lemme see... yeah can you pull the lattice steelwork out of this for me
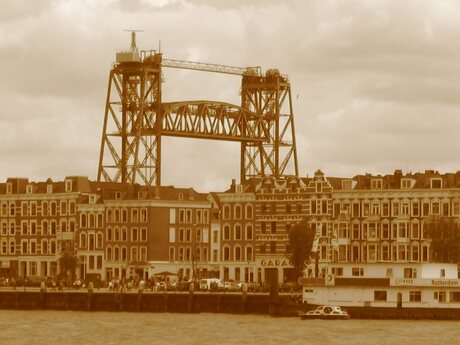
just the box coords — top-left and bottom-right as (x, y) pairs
(98, 33), (299, 186)
(98, 48), (163, 186)
(241, 71), (298, 181)
(161, 101), (267, 142)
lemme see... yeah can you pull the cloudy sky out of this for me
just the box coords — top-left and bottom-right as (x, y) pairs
(1, 0), (460, 192)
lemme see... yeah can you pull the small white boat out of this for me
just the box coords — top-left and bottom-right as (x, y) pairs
(298, 305), (350, 320)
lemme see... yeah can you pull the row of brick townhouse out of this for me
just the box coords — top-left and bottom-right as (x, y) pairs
(0, 176), (213, 282)
(2, 169), (460, 284)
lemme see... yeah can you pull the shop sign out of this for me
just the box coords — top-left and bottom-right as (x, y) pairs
(257, 258), (292, 268)
(393, 278), (460, 287)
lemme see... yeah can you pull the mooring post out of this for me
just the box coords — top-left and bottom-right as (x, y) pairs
(241, 283), (248, 313)
(137, 280), (145, 311)
(87, 282), (94, 311)
(163, 289), (168, 312)
(39, 281), (46, 310)
(188, 281), (194, 313)
(269, 269), (279, 316)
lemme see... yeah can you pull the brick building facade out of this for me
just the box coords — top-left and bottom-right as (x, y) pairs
(1, 169), (460, 284)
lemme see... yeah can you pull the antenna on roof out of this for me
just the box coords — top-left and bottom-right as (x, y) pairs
(123, 29), (144, 52)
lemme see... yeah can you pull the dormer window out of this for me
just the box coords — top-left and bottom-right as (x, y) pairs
(371, 179), (382, 189)
(26, 185), (33, 194)
(6, 183), (12, 195)
(89, 195), (96, 204)
(65, 180), (73, 193)
(401, 179), (413, 189)
(115, 191), (121, 200)
(236, 185), (243, 193)
(342, 180), (353, 190)
(138, 191), (146, 200)
(178, 193), (183, 201)
(47, 185), (53, 194)
(430, 178), (442, 189)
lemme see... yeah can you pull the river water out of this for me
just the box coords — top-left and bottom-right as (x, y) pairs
(0, 310), (459, 345)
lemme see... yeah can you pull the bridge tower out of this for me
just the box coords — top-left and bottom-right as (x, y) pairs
(98, 31), (163, 186)
(241, 70), (298, 181)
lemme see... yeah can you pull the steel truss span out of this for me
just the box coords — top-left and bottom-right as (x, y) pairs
(161, 101), (267, 142)
(98, 37), (299, 186)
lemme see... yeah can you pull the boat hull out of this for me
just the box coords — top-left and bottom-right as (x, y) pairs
(299, 313), (350, 320)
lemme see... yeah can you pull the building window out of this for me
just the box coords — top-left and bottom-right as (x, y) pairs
(131, 209), (139, 223)
(342, 180), (353, 190)
(404, 268), (417, 278)
(131, 228), (138, 242)
(223, 204), (231, 220)
(398, 245), (407, 261)
(114, 227), (120, 241)
(106, 247), (112, 261)
(234, 205), (242, 219)
(245, 205), (253, 219)
(234, 246), (241, 261)
(382, 202), (389, 217)
(453, 201), (460, 216)
(401, 179), (412, 189)
(371, 179), (382, 189)
(223, 246), (230, 261)
(352, 267), (364, 277)
(169, 228), (176, 243)
(234, 224), (242, 240)
(186, 210), (192, 223)
(430, 178), (442, 189)
(245, 246), (253, 261)
(223, 225), (230, 240)
(169, 247), (175, 261)
(409, 291), (422, 302)
(374, 291), (387, 301)
(179, 209), (185, 223)
(246, 224), (253, 240)
(106, 227), (112, 241)
(196, 210), (202, 223)
(131, 247), (138, 262)
(68, 201), (76, 216)
(140, 227), (147, 242)
(140, 208), (148, 222)
(96, 233), (103, 248)
(401, 203), (410, 215)
(140, 247), (147, 261)
(80, 233), (87, 249)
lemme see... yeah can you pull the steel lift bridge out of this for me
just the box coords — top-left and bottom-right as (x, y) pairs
(97, 32), (299, 187)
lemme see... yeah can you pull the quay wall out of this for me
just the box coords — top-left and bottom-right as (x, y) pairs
(0, 290), (286, 315)
(2, 290), (460, 319)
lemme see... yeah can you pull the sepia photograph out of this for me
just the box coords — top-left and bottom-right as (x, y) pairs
(1, 1), (460, 344)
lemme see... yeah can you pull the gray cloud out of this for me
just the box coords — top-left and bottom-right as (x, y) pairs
(1, 0), (460, 191)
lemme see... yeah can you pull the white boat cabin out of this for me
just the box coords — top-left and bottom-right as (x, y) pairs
(299, 263), (460, 308)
